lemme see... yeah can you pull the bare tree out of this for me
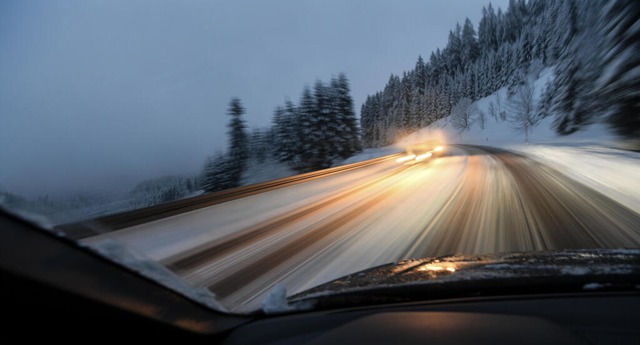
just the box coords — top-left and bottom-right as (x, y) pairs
(507, 81), (536, 143)
(474, 104), (487, 129)
(488, 101), (499, 121)
(497, 93), (506, 120)
(488, 93), (507, 123)
(450, 97), (473, 132)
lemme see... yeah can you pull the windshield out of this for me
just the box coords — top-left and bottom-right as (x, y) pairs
(1, 0), (639, 314)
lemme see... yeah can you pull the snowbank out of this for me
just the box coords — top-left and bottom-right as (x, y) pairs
(404, 66), (640, 214)
(510, 144), (640, 213)
(242, 158), (297, 185)
(340, 146), (404, 165)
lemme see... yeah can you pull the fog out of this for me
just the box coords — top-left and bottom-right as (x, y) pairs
(0, 0), (508, 197)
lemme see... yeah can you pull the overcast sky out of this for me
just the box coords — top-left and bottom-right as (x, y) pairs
(0, 0), (509, 198)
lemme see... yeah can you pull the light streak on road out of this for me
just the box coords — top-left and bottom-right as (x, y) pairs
(396, 154), (416, 163)
(82, 146), (640, 313)
(415, 152), (433, 161)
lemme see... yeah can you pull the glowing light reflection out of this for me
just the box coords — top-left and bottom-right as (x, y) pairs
(415, 152), (433, 161)
(418, 263), (457, 272)
(396, 154), (416, 163)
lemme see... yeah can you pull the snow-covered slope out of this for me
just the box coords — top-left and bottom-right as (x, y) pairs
(394, 67), (640, 213)
(242, 158), (297, 185)
(403, 68), (614, 147)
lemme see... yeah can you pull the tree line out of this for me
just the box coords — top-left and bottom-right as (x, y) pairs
(360, 0), (639, 147)
(200, 73), (362, 193)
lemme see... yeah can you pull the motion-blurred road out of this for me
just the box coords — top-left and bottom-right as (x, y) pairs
(83, 145), (640, 312)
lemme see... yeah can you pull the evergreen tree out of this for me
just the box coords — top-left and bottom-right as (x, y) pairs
(541, 1), (560, 64)
(479, 4), (499, 51)
(285, 99), (306, 167)
(298, 86), (316, 165)
(413, 55), (427, 91)
(272, 105), (288, 162)
(551, 57), (580, 134)
(462, 18), (480, 65)
(445, 23), (463, 73)
(357, 0), (638, 147)
(360, 97), (373, 147)
(272, 101), (303, 165)
(249, 128), (267, 163)
(310, 80), (334, 169)
(332, 73), (362, 159)
(409, 88), (423, 129)
(228, 99), (249, 159)
(200, 154), (236, 193)
(536, 81), (554, 120)
(594, 0), (640, 138)
(200, 98), (248, 193)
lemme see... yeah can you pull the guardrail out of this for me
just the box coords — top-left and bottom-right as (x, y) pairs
(57, 153), (403, 239)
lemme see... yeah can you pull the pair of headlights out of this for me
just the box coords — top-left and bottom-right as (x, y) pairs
(396, 146), (444, 163)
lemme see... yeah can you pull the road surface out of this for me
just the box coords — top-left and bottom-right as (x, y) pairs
(81, 145), (640, 313)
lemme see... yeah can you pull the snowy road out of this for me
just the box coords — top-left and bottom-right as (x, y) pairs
(82, 146), (640, 313)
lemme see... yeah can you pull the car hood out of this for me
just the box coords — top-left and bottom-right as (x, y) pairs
(288, 249), (640, 311)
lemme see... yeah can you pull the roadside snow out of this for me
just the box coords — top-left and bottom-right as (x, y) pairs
(339, 146), (404, 165)
(241, 147), (405, 187)
(242, 158), (297, 185)
(399, 66), (640, 215)
(510, 144), (640, 213)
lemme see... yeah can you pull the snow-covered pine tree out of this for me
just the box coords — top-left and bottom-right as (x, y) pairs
(287, 100), (304, 163)
(413, 56), (427, 92)
(551, 57), (580, 134)
(200, 98), (248, 193)
(332, 73), (362, 159)
(372, 93), (387, 146)
(409, 88), (424, 129)
(360, 98), (373, 148)
(308, 80), (334, 170)
(447, 23), (463, 74)
(541, 1), (561, 64)
(249, 128), (267, 163)
(479, 3), (499, 52)
(200, 154), (236, 193)
(508, 30), (532, 97)
(273, 100), (304, 166)
(226, 97), (248, 186)
(297, 85), (317, 171)
(536, 80), (554, 120)
(462, 18), (480, 66)
(503, 0), (527, 44)
(593, 0), (640, 138)
(272, 105), (288, 163)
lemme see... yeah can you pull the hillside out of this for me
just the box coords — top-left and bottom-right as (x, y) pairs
(360, 0), (639, 147)
(398, 66), (640, 214)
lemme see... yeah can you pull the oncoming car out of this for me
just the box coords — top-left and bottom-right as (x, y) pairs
(396, 140), (446, 163)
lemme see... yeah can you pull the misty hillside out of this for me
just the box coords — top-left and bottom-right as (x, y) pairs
(360, 0), (639, 147)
